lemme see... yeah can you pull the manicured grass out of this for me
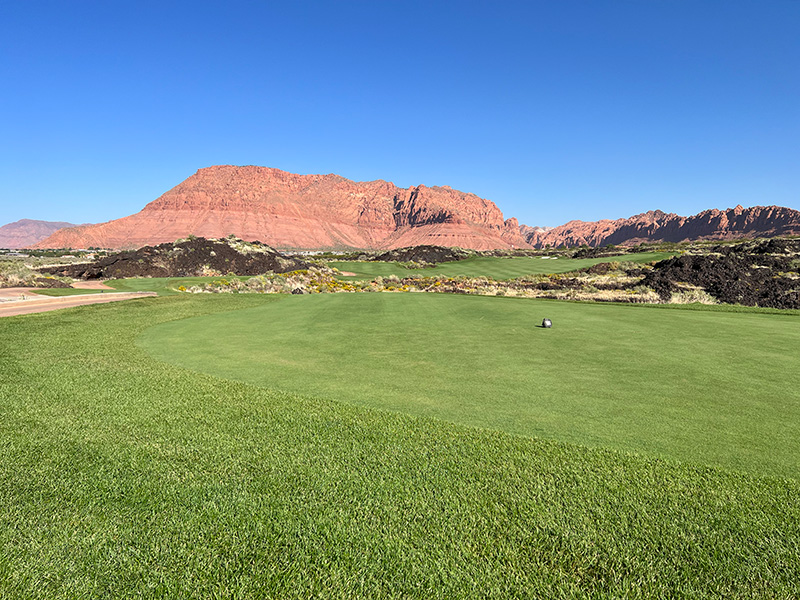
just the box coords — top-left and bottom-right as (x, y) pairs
(1, 294), (799, 597)
(330, 251), (674, 280)
(141, 293), (800, 479)
(106, 276), (243, 296)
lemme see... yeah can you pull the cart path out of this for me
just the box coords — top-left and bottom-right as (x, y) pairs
(71, 281), (115, 290)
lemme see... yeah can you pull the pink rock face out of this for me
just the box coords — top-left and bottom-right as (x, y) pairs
(523, 205), (800, 248)
(29, 166), (800, 250)
(0, 219), (78, 249)
(34, 166), (533, 250)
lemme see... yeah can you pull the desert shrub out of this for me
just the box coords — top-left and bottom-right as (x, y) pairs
(670, 289), (718, 305)
(0, 259), (73, 288)
(396, 260), (434, 269)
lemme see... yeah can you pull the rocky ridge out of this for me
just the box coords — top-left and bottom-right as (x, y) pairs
(34, 166), (530, 251)
(373, 245), (471, 264)
(0, 219), (78, 249)
(524, 205), (800, 248)
(39, 236), (309, 280)
(26, 166), (800, 251)
(640, 238), (800, 308)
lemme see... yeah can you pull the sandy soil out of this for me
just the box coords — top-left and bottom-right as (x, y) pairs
(0, 287), (39, 300)
(0, 280), (113, 301)
(71, 281), (114, 290)
(0, 290), (158, 318)
(339, 271), (357, 276)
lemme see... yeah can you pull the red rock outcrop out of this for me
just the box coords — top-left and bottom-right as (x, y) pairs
(0, 219), (78, 249)
(34, 166), (532, 251)
(523, 205), (800, 248)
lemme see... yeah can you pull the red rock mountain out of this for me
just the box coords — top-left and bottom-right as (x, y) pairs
(0, 219), (78, 249)
(524, 205), (800, 248)
(34, 166), (530, 250)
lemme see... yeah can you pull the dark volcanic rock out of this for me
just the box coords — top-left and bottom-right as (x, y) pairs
(33, 277), (70, 288)
(571, 246), (623, 259)
(711, 238), (800, 256)
(39, 237), (308, 280)
(641, 240), (800, 308)
(373, 245), (470, 264)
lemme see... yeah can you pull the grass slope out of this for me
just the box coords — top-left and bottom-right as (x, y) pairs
(330, 252), (673, 280)
(1, 295), (799, 597)
(140, 293), (800, 479)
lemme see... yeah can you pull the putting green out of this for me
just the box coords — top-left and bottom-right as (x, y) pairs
(139, 293), (800, 477)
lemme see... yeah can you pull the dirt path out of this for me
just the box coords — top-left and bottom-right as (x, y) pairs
(0, 291), (158, 318)
(0, 279), (113, 300)
(0, 287), (39, 300)
(71, 281), (114, 290)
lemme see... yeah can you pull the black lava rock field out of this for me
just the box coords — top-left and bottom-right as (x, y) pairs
(641, 239), (800, 308)
(40, 237), (309, 280)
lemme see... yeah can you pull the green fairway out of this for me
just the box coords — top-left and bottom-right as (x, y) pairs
(106, 276), (246, 295)
(2, 294), (799, 597)
(330, 251), (673, 280)
(141, 293), (800, 479)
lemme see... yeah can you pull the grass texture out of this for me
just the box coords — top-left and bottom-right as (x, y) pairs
(1, 294), (799, 598)
(330, 252), (674, 280)
(141, 293), (800, 479)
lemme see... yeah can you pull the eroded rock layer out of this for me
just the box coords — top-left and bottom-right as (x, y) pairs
(0, 219), (77, 249)
(524, 205), (800, 248)
(34, 166), (530, 250)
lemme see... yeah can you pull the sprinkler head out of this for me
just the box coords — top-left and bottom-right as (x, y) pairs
(542, 318), (552, 328)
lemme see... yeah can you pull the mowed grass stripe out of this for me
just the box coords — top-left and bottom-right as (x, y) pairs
(331, 251), (673, 280)
(1, 294), (798, 597)
(140, 293), (800, 479)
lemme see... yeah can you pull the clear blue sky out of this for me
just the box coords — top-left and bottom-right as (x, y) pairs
(1, 0), (797, 228)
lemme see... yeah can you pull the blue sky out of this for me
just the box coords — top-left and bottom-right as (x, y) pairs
(1, 0), (797, 228)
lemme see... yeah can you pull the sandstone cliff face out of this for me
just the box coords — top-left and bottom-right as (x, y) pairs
(35, 166), (532, 250)
(29, 167), (800, 251)
(523, 205), (800, 248)
(0, 219), (78, 249)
